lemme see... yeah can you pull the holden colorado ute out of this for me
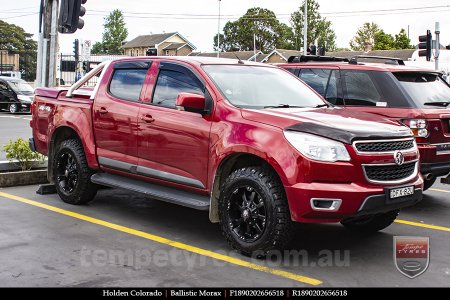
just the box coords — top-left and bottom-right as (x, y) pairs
(30, 57), (423, 255)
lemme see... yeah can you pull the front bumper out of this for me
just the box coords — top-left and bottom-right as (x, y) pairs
(285, 175), (423, 223)
(421, 161), (450, 178)
(419, 145), (450, 177)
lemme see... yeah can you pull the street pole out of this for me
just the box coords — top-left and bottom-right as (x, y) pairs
(254, 33), (256, 61)
(435, 22), (440, 71)
(303, 0), (308, 55)
(217, 0), (221, 58)
(36, 0), (44, 87)
(48, 0), (59, 87)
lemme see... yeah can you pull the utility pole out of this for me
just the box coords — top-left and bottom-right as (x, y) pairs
(217, 0), (221, 58)
(303, 0), (308, 55)
(36, 0), (59, 87)
(435, 22), (440, 71)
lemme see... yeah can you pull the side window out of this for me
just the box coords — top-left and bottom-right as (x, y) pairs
(342, 71), (382, 106)
(299, 69), (331, 97)
(284, 68), (298, 76)
(109, 68), (147, 102)
(152, 68), (203, 109)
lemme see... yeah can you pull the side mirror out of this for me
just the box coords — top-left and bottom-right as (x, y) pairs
(176, 92), (206, 114)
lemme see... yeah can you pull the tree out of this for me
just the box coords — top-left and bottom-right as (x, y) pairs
(0, 20), (37, 81)
(213, 7), (294, 53)
(91, 9), (128, 55)
(350, 22), (380, 51)
(394, 29), (413, 49)
(290, 0), (337, 52)
(373, 30), (395, 50)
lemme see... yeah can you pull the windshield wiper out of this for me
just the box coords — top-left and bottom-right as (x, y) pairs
(263, 104), (305, 109)
(423, 101), (450, 107)
(314, 103), (330, 108)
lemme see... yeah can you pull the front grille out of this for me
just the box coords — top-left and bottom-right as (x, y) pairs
(364, 161), (416, 183)
(355, 139), (415, 153)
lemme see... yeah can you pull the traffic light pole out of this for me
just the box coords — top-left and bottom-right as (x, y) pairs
(36, 0), (59, 88)
(435, 22), (440, 71)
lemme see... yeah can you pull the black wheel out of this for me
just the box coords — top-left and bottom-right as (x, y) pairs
(53, 139), (97, 205)
(219, 166), (293, 256)
(9, 103), (19, 114)
(341, 210), (399, 233)
(423, 176), (436, 191)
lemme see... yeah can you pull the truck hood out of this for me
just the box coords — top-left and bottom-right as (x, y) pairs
(241, 107), (413, 144)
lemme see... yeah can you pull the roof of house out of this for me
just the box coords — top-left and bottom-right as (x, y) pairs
(162, 43), (187, 50)
(122, 32), (177, 48)
(190, 51), (264, 61)
(261, 49), (303, 62)
(325, 49), (416, 62)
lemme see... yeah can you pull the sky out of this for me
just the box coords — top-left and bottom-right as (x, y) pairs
(1, 0), (449, 54)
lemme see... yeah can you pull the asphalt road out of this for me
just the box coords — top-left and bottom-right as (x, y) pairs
(0, 182), (449, 287)
(1, 112), (450, 287)
(0, 112), (32, 161)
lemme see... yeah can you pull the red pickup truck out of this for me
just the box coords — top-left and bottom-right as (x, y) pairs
(30, 57), (423, 255)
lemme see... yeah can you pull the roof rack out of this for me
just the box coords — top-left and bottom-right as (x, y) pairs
(287, 55), (349, 63)
(349, 55), (405, 65)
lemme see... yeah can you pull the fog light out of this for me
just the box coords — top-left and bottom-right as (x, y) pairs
(310, 198), (342, 211)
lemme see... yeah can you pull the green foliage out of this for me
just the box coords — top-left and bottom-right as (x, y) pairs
(91, 9), (128, 55)
(213, 7), (295, 52)
(351, 23), (413, 50)
(0, 20), (37, 81)
(290, 0), (337, 52)
(394, 29), (414, 49)
(350, 22), (380, 51)
(373, 30), (395, 50)
(2, 138), (45, 171)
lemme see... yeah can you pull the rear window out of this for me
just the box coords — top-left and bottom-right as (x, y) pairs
(341, 70), (411, 107)
(109, 69), (147, 102)
(393, 72), (450, 108)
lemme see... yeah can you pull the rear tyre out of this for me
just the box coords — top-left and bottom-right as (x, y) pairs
(341, 210), (399, 233)
(423, 176), (436, 191)
(9, 103), (19, 114)
(53, 139), (97, 205)
(219, 166), (294, 257)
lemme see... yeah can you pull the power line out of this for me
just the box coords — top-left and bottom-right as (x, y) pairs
(1, 6), (37, 12)
(0, 13), (38, 20)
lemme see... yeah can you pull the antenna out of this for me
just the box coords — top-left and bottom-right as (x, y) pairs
(233, 53), (244, 64)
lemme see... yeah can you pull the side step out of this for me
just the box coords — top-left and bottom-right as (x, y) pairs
(441, 174), (450, 185)
(91, 173), (210, 210)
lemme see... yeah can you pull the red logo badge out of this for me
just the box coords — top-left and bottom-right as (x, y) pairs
(394, 236), (430, 278)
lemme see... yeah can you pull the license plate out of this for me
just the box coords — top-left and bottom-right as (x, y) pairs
(389, 186), (414, 199)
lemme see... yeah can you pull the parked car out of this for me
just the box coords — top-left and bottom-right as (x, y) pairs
(0, 76), (34, 113)
(30, 57), (422, 255)
(278, 55), (450, 190)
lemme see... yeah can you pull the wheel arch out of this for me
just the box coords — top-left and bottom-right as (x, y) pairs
(209, 152), (286, 223)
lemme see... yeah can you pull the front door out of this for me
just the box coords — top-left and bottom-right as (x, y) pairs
(137, 61), (212, 190)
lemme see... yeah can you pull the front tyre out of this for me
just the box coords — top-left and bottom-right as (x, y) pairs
(423, 176), (436, 191)
(341, 210), (399, 233)
(9, 103), (19, 114)
(53, 139), (97, 205)
(219, 166), (293, 256)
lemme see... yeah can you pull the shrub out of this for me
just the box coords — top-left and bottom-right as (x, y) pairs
(2, 138), (45, 171)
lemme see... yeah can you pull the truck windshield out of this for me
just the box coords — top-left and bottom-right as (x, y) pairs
(202, 65), (325, 109)
(393, 72), (450, 108)
(7, 81), (34, 94)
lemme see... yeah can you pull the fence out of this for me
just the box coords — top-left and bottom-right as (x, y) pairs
(59, 54), (127, 86)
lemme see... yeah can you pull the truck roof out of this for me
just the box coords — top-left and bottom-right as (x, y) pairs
(111, 56), (274, 67)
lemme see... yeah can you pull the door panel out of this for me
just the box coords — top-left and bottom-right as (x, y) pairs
(93, 62), (151, 168)
(137, 62), (212, 189)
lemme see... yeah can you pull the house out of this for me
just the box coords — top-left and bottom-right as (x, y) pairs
(261, 49), (303, 63)
(122, 32), (196, 56)
(0, 50), (20, 73)
(189, 50), (265, 62)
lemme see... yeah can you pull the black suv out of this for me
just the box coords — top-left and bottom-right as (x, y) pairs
(0, 76), (34, 113)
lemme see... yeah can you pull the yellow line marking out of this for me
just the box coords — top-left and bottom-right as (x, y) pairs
(0, 191), (322, 286)
(395, 219), (450, 232)
(430, 188), (450, 194)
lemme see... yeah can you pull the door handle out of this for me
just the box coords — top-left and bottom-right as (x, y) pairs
(140, 114), (155, 123)
(99, 107), (108, 114)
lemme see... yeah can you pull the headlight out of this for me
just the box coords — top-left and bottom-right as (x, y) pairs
(17, 95), (32, 103)
(284, 131), (351, 162)
(401, 119), (429, 138)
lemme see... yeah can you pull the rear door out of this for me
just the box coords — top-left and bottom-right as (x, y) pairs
(93, 60), (151, 173)
(136, 61), (213, 190)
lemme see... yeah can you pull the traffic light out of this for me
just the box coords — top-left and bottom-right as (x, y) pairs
(58, 0), (87, 34)
(418, 30), (432, 61)
(73, 39), (79, 61)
